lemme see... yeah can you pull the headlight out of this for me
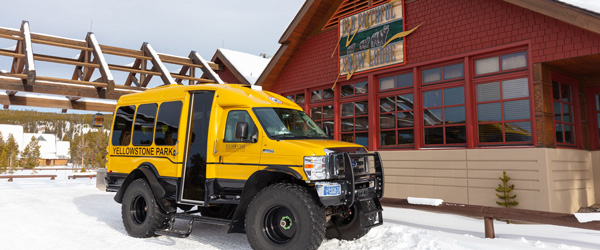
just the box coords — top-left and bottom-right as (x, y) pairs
(303, 156), (329, 180)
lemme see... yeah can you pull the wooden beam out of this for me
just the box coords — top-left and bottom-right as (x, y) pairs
(86, 33), (115, 93)
(124, 58), (141, 86)
(0, 94), (115, 112)
(10, 40), (23, 74)
(142, 43), (177, 85)
(141, 65), (157, 87)
(0, 75), (138, 99)
(20, 21), (35, 85)
(504, 0), (600, 35)
(175, 65), (190, 84)
(190, 51), (224, 84)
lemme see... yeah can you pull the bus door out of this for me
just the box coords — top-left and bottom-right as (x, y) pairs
(179, 91), (214, 204)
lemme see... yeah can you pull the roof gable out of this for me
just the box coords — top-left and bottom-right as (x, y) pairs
(210, 49), (270, 85)
(256, 0), (600, 90)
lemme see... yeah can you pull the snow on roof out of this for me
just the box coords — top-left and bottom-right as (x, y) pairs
(218, 48), (271, 85)
(0, 124), (24, 143)
(56, 141), (70, 159)
(557, 0), (600, 15)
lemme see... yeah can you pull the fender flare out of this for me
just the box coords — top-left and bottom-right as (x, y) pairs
(113, 163), (174, 213)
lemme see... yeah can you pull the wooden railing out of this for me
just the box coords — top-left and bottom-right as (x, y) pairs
(0, 175), (57, 182)
(68, 174), (96, 180)
(381, 198), (600, 239)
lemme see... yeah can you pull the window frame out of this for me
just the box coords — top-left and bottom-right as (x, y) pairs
(309, 104), (335, 134)
(474, 75), (533, 146)
(378, 89), (416, 148)
(551, 72), (582, 149)
(473, 50), (528, 79)
(339, 98), (370, 147)
(420, 82), (468, 147)
(379, 71), (414, 92)
(284, 92), (306, 105)
(586, 86), (600, 150)
(421, 61), (465, 86)
(340, 80), (369, 99)
(471, 48), (535, 147)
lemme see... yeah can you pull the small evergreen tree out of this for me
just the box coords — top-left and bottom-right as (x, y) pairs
(496, 171), (518, 208)
(0, 131), (6, 174)
(21, 136), (41, 171)
(6, 134), (19, 174)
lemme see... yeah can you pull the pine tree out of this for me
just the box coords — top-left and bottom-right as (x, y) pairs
(0, 150), (8, 174)
(6, 134), (19, 174)
(496, 171), (518, 208)
(21, 136), (41, 171)
(0, 131), (6, 174)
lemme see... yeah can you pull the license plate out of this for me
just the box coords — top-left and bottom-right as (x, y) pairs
(323, 185), (341, 196)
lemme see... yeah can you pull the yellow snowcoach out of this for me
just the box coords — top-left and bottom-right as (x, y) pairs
(104, 83), (384, 250)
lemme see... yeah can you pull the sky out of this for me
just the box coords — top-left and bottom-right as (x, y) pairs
(0, 0), (305, 114)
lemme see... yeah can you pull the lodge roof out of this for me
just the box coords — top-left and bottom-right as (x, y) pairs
(255, 0), (600, 90)
(210, 48), (271, 86)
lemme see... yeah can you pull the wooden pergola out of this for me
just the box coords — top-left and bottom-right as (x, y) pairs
(0, 21), (224, 112)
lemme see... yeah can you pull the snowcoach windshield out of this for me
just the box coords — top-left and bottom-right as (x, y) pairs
(253, 108), (328, 139)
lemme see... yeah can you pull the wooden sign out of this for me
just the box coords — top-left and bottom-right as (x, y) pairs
(338, 0), (407, 79)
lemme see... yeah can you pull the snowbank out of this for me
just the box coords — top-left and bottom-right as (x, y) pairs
(1, 174), (600, 250)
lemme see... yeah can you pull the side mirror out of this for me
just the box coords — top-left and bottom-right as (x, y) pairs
(323, 126), (332, 138)
(235, 121), (249, 140)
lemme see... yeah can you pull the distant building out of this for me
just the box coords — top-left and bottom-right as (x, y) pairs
(0, 124), (70, 166)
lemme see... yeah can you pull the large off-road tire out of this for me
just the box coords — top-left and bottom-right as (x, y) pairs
(245, 183), (325, 250)
(325, 200), (376, 240)
(121, 178), (168, 238)
(199, 204), (236, 219)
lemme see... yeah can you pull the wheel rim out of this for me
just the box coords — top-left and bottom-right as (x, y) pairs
(263, 206), (296, 244)
(130, 195), (148, 224)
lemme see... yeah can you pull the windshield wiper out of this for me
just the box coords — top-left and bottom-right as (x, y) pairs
(272, 133), (295, 141)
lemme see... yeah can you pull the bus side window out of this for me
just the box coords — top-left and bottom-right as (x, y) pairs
(155, 101), (183, 146)
(132, 103), (158, 146)
(112, 105), (136, 146)
(224, 110), (257, 143)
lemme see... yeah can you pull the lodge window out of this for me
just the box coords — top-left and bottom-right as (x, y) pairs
(475, 51), (527, 76)
(132, 103), (158, 146)
(285, 93), (305, 104)
(552, 79), (576, 147)
(379, 93), (414, 147)
(154, 101), (182, 146)
(588, 88), (600, 149)
(380, 72), (413, 91)
(476, 78), (532, 144)
(422, 63), (464, 84)
(112, 105), (136, 146)
(311, 88), (334, 102)
(341, 100), (369, 147)
(341, 81), (368, 97)
(310, 105), (334, 133)
(423, 86), (466, 145)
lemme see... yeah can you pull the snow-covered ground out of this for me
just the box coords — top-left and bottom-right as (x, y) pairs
(1, 170), (600, 250)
